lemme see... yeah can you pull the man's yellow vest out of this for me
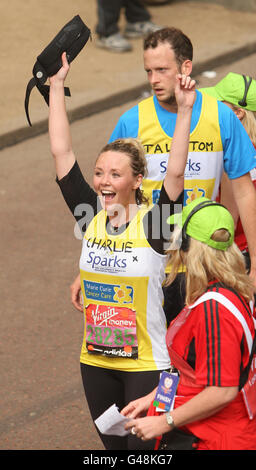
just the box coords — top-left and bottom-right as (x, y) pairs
(138, 93), (223, 207)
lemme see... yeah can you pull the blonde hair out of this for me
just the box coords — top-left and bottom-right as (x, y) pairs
(166, 228), (254, 305)
(98, 138), (149, 205)
(231, 104), (256, 147)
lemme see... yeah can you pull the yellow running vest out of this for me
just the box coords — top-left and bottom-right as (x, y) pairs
(138, 94), (223, 206)
(79, 208), (170, 372)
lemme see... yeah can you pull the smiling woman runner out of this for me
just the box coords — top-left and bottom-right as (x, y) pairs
(48, 52), (195, 450)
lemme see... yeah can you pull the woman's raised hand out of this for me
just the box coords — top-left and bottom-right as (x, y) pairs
(175, 73), (196, 110)
(49, 51), (70, 85)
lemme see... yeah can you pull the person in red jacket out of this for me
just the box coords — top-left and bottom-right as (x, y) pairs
(122, 197), (256, 450)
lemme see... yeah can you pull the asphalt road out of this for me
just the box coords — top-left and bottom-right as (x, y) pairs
(1, 52), (256, 452)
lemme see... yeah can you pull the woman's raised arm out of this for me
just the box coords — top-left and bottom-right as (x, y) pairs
(49, 52), (76, 180)
(164, 74), (196, 201)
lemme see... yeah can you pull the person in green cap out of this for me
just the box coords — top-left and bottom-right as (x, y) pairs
(201, 72), (256, 114)
(122, 197), (256, 450)
(201, 73), (256, 272)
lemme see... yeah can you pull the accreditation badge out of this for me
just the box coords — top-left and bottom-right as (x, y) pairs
(153, 371), (179, 412)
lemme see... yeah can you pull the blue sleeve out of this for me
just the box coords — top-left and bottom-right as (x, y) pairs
(109, 105), (139, 142)
(218, 101), (256, 179)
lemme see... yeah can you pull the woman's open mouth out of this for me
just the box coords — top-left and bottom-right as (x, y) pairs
(101, 190), (116, 202)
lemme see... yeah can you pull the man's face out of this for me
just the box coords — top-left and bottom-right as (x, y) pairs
(144, 42), (181, 109)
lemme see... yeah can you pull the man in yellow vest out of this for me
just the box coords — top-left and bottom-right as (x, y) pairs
(109, 27), (256, 322)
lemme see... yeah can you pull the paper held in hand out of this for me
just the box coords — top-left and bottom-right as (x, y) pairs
(94, 404), (130, 436)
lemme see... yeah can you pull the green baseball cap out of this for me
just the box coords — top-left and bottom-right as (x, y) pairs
(167, 197), (234, 251)
(200, 72), (256, 111)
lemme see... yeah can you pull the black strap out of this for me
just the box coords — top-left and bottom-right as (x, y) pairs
(24, 77), (71, 127)
(238, 75), (252, 107)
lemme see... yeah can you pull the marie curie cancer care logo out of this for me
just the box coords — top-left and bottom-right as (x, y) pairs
(83, 280), (133, 304)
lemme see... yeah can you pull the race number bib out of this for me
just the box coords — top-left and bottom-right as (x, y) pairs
(85, 303), (138, 359)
